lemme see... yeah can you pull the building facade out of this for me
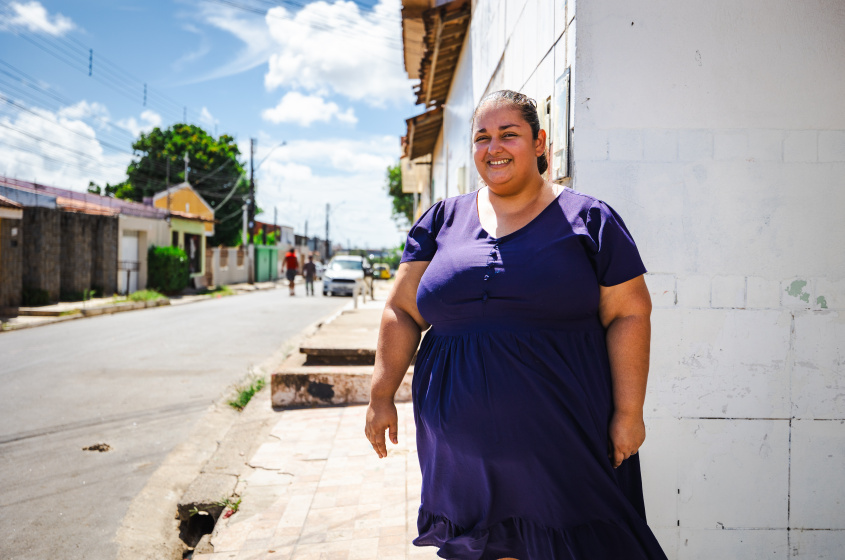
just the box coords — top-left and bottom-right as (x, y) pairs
(400, 0), (845, 557)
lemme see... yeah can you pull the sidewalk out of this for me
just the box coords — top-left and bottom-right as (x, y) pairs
(191, 281), (439, 560)
(0, 281), (280, 332)
(194, 404), (436, 560)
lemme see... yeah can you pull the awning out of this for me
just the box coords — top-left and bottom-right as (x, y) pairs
(405, 106), (444, 160)
(414, 0), (471, 108)
(400, 0), (430, 80)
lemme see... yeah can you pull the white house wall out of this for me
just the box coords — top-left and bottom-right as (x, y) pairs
(433, 0), (572, 200)
(428, 0), (844, 557)
(430, 11), (476, 203)
(117, 215), (170, 292)
(572, 0), (845, 557)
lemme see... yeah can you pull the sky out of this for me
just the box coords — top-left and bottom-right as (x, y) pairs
(0, 0), (419, 249)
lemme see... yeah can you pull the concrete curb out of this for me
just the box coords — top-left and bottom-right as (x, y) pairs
(115, 308), (330, 559)
(0, 282), (280, 333)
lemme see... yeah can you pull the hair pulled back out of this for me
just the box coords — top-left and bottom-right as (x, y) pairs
(472, 90), (548, 175)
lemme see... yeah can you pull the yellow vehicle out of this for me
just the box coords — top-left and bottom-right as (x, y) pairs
(373, 264), (391, 279)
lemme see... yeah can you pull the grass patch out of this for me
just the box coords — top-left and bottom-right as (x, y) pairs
(228, 375), (266, 411)
(112, 289), (167, 304)
(59, 309), (81, 317)
(127, 289), (166, 302)
(208, 285), (235, 297)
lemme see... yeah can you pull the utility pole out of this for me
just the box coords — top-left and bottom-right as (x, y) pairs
(274, 207), (278, 245)
(325, 203), (330, 260)
(183, 152), (190, 183)
(249, 139), (256, 240)
(304, 219), (309, 252)
(165, 158), (171, 219)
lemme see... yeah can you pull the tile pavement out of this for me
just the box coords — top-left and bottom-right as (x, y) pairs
(194, 403), (440, 560)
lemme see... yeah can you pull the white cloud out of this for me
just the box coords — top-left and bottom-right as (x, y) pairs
(117, 110), (162, 138)
(199, 107), (218, 128)
(2, 1), (76, 36)
(262, 92), (357, 127)
(172, 23), (212, 70)
(58, 100), (110, 122)
(250, 133), (403, 247)
(0, 95), (130, 189)
(179, 3), (276, 85)
(263, 0), (411, 106)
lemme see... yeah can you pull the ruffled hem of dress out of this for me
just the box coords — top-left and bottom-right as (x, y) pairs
(413, 508), (667, 560)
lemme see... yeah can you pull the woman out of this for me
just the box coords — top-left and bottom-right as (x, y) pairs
(365, 90), (667, 559)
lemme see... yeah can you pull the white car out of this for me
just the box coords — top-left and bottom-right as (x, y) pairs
(322, 255), (372, 296)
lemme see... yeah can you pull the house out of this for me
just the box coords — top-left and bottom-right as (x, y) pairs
(399, 0), (845, 556)
(0, 177), (216, 301)
(0, 194), (23, 310)
(152, 182), (216, 286)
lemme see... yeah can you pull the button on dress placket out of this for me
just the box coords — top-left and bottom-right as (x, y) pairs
(483, 244), (500, 303)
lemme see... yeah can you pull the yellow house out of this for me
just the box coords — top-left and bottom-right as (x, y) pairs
(153, 182), (216, 286)
(153, 182), (215, 237)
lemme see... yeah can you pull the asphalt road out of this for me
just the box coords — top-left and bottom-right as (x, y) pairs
(0, 287), (347, 560)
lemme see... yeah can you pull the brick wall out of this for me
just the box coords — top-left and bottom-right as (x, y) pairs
(0, 217), (23, 308)
(22, 207), (61, 303)
(60, 212), (96, 298)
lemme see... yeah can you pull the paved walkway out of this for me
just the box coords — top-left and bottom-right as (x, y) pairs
(194, 403), (438, 560)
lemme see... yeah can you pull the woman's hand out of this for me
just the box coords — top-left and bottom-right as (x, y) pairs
(365, 397), (398, 458)
(365, 262), (429, 459)
(608, 410), (646, 468)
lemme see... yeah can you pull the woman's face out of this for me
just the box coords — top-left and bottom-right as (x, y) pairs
(472, 102), (545, 195)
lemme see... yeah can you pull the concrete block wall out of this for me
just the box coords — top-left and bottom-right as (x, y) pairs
(91, 215), (118, 296)
(21, 207), (61, 302)
(572, 1), (845, 557)
(59, 212), (95, 297)
(0, 217), (23, 308)
(430, 0), (843, 556)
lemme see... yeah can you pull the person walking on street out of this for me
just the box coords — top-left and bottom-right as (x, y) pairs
(283, 248), (299, 296)
(302, 255), (317, 296)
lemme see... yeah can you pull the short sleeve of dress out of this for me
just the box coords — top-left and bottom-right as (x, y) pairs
(401, 201), (444, 263)
(584, 200), (647, 286)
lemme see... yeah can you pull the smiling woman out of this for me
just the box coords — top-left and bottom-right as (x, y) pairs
(366, 90), (667, 559)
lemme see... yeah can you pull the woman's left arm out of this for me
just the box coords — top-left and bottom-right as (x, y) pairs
(598, 275), (652, 469)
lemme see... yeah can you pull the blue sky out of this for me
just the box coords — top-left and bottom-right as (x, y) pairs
(0, 0), (418, 248)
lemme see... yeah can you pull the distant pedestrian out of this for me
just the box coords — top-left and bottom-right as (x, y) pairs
(283, 248), (299, 296)
(302, 255), (317, 296)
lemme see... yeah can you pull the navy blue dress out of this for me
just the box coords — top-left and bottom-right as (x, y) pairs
(401, 189), (667, 560)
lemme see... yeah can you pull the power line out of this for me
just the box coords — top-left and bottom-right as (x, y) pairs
(0, 2), (198, 123)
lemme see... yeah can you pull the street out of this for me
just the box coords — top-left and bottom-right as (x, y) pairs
(0, 288), (347, 560)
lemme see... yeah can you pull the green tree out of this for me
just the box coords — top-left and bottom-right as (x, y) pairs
(385, 162), (414, 226)
(114, 124), (249, 246)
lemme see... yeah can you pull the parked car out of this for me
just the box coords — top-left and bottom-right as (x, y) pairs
(322, 255), (372, 296)
(373, 263), (391, 279)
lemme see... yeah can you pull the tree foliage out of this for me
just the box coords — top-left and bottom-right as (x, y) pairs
(110, 124), (249, 246)
(385, 162), (414, 227)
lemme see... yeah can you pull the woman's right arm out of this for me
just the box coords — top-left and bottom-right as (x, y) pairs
(365, 261), (430, 458)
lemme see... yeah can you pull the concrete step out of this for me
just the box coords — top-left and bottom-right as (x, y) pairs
(270, 351), (413, 408)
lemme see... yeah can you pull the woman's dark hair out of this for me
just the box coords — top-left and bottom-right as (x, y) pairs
(472, 90), (549, 174)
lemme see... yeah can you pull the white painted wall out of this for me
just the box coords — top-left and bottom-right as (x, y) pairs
(207, 247), (249, 286)
(117, 215), (169, 292)
(572, 0), (845, 557)
(422, 0), (844, 557)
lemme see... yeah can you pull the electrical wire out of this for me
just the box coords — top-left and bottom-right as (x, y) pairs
(0, 2), (196, 123)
